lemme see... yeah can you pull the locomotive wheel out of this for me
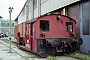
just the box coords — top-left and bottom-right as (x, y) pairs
(77, 38), (83, 45)
(38, 52), (49, 58)
(17, 43), (20, 47)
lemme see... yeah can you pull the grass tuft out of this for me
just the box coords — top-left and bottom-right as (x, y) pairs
(64, 53), (90, 60)
(47, 55), (58, 60)
(26, 55), (36, 58)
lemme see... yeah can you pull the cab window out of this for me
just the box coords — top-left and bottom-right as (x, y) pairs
(26, 24), (29, 35)
(40, 20), (49, 31)
(66, 22), (73, 32)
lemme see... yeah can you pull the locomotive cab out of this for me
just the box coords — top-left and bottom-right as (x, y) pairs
(36, 14), (82, 57)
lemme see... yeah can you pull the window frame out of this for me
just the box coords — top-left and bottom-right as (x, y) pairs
(66, 22), (73, 32)
(40, 20), (50, 32)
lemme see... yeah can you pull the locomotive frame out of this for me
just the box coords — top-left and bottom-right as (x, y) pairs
(15, 14), (83, 57)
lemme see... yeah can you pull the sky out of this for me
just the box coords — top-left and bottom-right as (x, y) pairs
(0, 0), (27, 20)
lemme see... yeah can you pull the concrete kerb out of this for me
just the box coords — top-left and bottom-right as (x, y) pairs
(0, 39), (28, 60)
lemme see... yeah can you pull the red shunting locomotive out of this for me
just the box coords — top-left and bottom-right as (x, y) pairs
(16, 14), (83, 57)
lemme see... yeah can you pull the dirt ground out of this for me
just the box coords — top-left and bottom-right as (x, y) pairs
(0, 39), (78, 60)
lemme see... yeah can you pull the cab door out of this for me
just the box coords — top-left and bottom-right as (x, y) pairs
(25, 23), (32, 51)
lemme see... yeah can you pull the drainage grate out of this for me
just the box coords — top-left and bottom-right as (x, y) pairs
(0, 58), (3, 60)
(2, 49), (9, 51)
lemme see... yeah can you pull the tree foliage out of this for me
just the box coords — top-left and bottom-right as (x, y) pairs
(1, 19), (14, 27)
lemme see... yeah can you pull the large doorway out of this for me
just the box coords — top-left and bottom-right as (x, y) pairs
(80, 0), (90, 54)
